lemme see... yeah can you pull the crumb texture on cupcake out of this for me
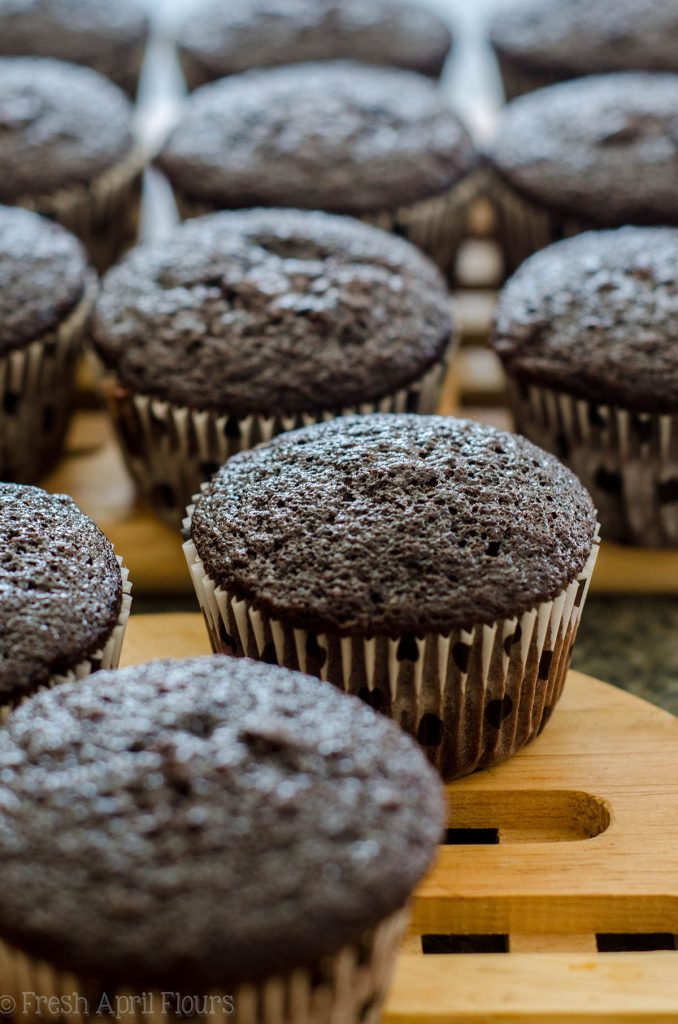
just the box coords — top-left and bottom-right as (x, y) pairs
(191, 414), (597, 636)
(493, 227), (678, 413)
(487, 72), (678, 225)
(490, 0), (678, 78)
(158, 61), (475, 213)
(179, 0), (451, 82)
(0, 205), (88, 355)
(0, 485), (122, 699)
(0, 0), (148, 92)
(93, 209), (452, 415)
(0, 656), (443, 988)
(0, 57), (134, 203)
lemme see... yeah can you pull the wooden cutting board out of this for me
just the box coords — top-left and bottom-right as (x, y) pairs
(122, 612), (678, 1023)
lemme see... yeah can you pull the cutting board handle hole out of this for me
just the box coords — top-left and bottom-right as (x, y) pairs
(445, 789), (611, 843)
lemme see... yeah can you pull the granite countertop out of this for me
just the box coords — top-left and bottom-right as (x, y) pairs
(573, 597), (678, 715)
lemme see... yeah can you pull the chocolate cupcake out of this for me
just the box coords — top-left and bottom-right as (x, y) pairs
(0, 0), (149, 97)
(157, 62), (478, 281)
(0, 656), (443, 1020)
(492, 227), (678, 547)
(93, 209), (454, 525)
(0, 484), (131, 712)
(184, 414), (599, 780)
(178, 0), (452, 90)
(489, 0), (678, 100)
(485, 72), (678, 274)
(0, 57), (144, 271)
(0, 206), (96, 482)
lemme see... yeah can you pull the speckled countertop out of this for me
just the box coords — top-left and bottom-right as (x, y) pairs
(573, 597), (678, 715)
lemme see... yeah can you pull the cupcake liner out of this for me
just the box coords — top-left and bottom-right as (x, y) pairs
(172, 171), (483, 284)
(0, 556), (132, 723)
(0, 275), (97, 484)
(103, 354), (451, 527)
(488, 170), (596, 276)
(0, 907), (407, 1024)
(508, 376), (678, 546)
(183, 519), (600, 780)
(18, 148), (145, 273)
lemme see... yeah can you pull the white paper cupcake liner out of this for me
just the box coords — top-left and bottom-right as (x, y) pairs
(0, 556), (132, 724)
(183, 520), (599, 780)
(172, 171), (483, 284)
(104, 354), (450, 527)
(0, 275), (97, 484)
(508, 377), (678, 546)
(18, 148), (145, 273)
(488, 170), (596, 276)
(0, 906), (407, 1024)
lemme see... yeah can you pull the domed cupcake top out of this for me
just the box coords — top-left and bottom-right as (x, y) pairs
(93, 209), (452, 416)
(0, 656), (443, 988)
(157, 61), (476, 213)
(191, 414), (597, 635)
(0, 205), (88, 355)
(0, 484), (122, 700)
(0, 57), (134, 202)
(179, 0), (452, 81)
(487, 72), (678, 225)
(492, 227), (678, 413)
(0, 0), (148, 85)
(490, 0), (678, 78)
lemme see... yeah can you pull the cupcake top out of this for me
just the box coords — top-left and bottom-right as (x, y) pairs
(191, 414), (597, 636)
(0, 206), (88, 356)
(157, 62), (476, 214)
(487, 73), (678, 225)
(0, 0), (148, 94)
(93, 209), (453, 416)
(0, 656), (443, 987)
(179, 0), (452, 85)
(490, 0), (678, 79)
(0, 484), (122, 702)
(0, 57), (135, 203)
(492, 228), (678, 413)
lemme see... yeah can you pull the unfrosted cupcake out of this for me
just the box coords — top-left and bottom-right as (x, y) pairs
(0, 57), (143, 271)
(492, 227), (678, 547)
(0, 656), (443, 1022)
(178, 0), (452, 89)
(0, 206), (95, 482)
(185, 414), (599, 779)
(157, 62), (478, 281)
(486, 72), (678, 273)
(489, 0), (678, 100)
(0, 484), (131, 712)
(0, 0), (149, 96)
(93, 209), (454, 525)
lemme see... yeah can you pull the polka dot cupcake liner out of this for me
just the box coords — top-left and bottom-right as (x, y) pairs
(488, 170), (596, 277)
(0, 275), (97, 485)
(183, 520), (599, 780)
(18, 148), (145, 273)
(0, 556), (132, 724)
(0, 906), (407, 1024)
(103, 355), (451, 528)
(172, 171), (483, 284)
(508, 377), (678, 546)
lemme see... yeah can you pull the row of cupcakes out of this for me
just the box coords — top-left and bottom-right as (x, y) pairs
(3, 198), (677, 549)
(2, 0), (677, 100)
(2, 44), (678, 281)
